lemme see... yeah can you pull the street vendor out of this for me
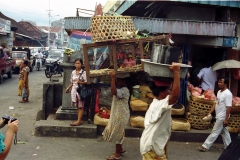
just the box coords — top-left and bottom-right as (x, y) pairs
(140, 62), (181, 160)
(197, 60), (217, 92)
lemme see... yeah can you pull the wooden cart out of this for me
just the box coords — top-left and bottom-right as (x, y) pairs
(83, 35), (170, 84)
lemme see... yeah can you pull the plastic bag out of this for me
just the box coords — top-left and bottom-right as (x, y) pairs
(22, 88), (27, 98)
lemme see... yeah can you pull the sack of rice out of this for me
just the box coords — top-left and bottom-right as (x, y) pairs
(146, 93), (156, 99)
(93, 113), (109, 126)
(130, 116), (145, 128)
(139, 85), (152, 93)
(139, 97), (153, 104)
(172, 118), (190, 131)
(130, 99), (149, 111)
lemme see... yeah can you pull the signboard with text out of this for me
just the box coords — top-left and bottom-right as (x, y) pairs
(0, 18), (11, 34)
(222, 37), (238, 47)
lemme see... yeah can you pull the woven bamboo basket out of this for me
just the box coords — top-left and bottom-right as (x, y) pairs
(228, 114), (240, 133)
(172, 118), (190, 131)
(130, 99), (149, 111)
(185, 112), (212, 130)
(130, 116), (145, 128)
(93, 113), (109, 126)
(189, 100), (213, 116)
(230, 106), (240, 114)
(90, 16), (136, 43)
(171, 103), (185, 116)
(190, 96), (216, 105)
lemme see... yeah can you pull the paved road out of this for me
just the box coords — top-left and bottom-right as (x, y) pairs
(0, 67), (225, 160)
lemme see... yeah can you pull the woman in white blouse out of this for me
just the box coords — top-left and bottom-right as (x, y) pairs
(65, 58), (87, 126)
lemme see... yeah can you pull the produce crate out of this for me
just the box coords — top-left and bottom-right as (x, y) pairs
(190, 96), (216, 105)
(228, 114), (240, 133)
(189, 100), (213, 116)
(90, 16), (136, 43)
(185, 112), (212, 130)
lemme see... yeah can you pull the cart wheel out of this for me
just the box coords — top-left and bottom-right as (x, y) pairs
(7, 70), (12, 78)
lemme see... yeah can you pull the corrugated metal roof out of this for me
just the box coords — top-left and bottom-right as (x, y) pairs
(174, 0), (240, 8)
(64, 16), (236, 37)
(64, 17), (91, 30)
(132, 17), (236, 36)
(116, 0), (137, 15)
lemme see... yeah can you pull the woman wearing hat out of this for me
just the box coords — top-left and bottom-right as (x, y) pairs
(103, 71), (130, 160)
(140, 62), (181, 160)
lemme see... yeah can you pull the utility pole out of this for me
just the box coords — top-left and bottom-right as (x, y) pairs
(47, 0), (52, 48)
(61, 19), (65, 47)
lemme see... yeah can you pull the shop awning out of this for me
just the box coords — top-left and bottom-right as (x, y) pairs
(15, 33), (34, 39)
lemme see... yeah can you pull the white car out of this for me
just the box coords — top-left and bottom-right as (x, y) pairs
(45, 49), (64, 64)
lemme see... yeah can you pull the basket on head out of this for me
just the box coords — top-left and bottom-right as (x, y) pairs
(90, 16), (136, 43)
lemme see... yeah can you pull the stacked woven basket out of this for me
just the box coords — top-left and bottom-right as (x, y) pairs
(90, 16), (136, 43)
(186, 96), (215, 130)
(228, 106), (240, 133)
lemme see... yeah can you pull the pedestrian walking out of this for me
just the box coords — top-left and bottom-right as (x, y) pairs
(199, 77), (232, 152)
(65, 58), (87, 126)
(140, 62), (181, 160)
(18, 60), (30, 103)
(103, 71), (130, 160)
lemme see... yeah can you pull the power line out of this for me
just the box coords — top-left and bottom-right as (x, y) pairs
(0, 3), (47, 15)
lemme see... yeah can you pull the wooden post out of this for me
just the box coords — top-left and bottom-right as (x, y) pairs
(83, 44), (91, 84)
(111, 44), (118, 73)
(138, 40), (144, 69)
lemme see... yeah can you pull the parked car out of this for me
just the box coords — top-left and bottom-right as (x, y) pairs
(46, 49), (64, 64)
(12, 47), (34, 73)
(45, 49), (64, 72)
(0, 47), (16, 84)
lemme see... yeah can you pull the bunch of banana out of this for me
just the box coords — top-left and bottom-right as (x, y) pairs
(64, 48), (75, 56)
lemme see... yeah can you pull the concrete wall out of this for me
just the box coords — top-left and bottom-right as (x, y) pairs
(42, 82), (63, 119)
(167, 6), (215, 21)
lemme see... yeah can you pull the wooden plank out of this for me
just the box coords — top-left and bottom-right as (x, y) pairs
(83, 45), (91, 84)
(138, 40), (144, 69)
(111, 44), (118, 73)
(108, 45), (114, 66)
(84, 35), (168, 49)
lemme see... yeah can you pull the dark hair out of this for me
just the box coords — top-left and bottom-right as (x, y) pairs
(23, 60), (29, 66)
(206, 60), (213, 68)
(150, 82), (170, 97)
(219, 77), (229, 85)
(1, 44), (5, 48)
(75, 58), (83, 65)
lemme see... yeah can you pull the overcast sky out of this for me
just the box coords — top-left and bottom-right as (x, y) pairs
(0, 0), (108, 26)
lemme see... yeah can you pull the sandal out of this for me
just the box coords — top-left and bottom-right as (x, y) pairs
(112, 150), (126, 155)
(106, 155), (121, 160)
(19, 100), (25, 103)
(70, 122), (83, 126)
(198, 146), (208, 152)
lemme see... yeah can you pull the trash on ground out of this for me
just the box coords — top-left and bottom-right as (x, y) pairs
(9, 106), (14, 110)
(36, 146), (40, 149)
(17, 141), (26, 144)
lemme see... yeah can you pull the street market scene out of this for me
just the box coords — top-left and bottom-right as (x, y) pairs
(0, 0), (240, 160)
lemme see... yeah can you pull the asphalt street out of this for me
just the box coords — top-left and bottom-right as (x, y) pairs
(0, 67), (225, 160)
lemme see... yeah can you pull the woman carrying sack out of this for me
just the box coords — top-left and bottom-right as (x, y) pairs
(18, 60), (30, 103)
(103, 71), (130, 160)
(65, 58), (87, 126)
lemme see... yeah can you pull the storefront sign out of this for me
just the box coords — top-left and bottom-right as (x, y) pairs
(0, 18), (11, 34)
(222, 37), (238, 47)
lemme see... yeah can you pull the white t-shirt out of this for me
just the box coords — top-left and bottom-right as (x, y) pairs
(215, 89), (232, 120)
(140, 96), (172, 156)
(36, 52), (43, 59)
(197, 67), (217, 91)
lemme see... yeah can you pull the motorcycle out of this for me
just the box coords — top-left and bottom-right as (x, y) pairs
(45, 58), (62, 78)
(36, 58), (41, 71)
